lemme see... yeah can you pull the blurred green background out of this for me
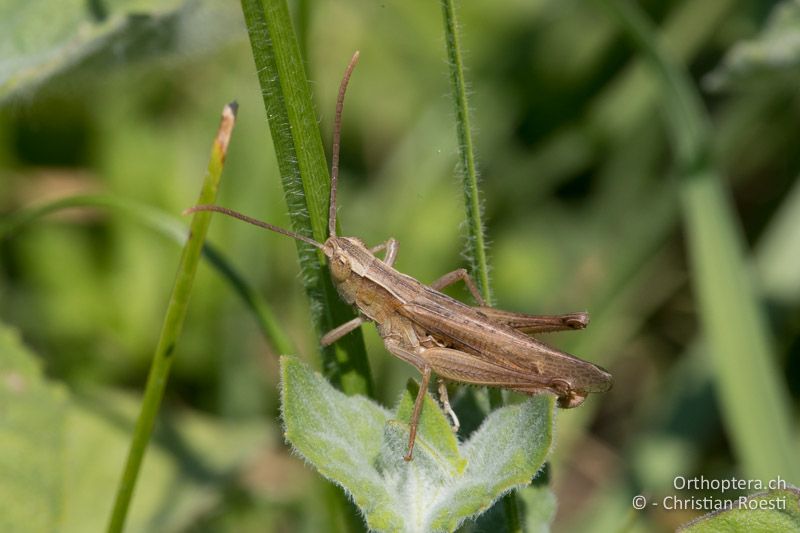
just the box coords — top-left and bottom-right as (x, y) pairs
(1, 0), (799, 531)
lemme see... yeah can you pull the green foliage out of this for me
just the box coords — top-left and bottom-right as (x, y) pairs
(680, 487), (800, 532)
(0, 323), (67, 532)
(0, 0), (187, 100)
(0, 322), (269, 533)
(0, 193), (293, 355)
(2, 0), (800, 531)
(281, 356), (554, 532)
(597, 0), (799, 484)
(64, 392), (269, 533)
(706, 0), (800, 90)
(518, 485), (557, 533)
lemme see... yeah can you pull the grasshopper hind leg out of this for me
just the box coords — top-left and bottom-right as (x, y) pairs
(473, 308), (589, 334)
(428, 268), (589, 335)
(405, 366), (432, 461)
(382, 338), (435, 461)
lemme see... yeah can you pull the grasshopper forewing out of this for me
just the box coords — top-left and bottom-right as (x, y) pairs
(186, 51), (612, 461)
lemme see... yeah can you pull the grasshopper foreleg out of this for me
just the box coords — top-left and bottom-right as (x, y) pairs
(370, 238), (399, 267)
(320, 316), (366, 346)
(429, 268), (486, 306)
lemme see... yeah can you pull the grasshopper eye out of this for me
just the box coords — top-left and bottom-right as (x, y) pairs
(330, 255), (351, 281)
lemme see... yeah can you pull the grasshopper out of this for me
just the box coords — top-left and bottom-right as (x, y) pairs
(187, 52), (612, 460)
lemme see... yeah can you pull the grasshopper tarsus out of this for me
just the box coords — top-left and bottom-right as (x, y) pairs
(563, 313), (590, 329)
(437, 379), (460, 433)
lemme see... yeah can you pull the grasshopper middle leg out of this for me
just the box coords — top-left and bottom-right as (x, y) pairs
(429, 268), (486, 306)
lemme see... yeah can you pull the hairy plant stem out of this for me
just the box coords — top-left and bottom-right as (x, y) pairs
(441, 0), (521, 530)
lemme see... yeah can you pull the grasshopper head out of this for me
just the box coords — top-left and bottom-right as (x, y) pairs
(323, 236), (372, 282)
(324, 238), (352, 282)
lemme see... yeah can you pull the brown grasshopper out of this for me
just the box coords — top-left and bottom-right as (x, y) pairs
(187, 52), (612, 460)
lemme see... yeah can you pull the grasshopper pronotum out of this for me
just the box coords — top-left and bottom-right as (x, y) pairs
(187, 52), (612, 460)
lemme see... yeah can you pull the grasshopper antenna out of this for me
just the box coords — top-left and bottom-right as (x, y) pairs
(329, 50), (360, 239)
(183, 205), (324, 249)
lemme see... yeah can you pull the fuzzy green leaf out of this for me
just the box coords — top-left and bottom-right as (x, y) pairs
(705, 0), (800, 90)
(63, 391), (269, 533)
(459, 483), (556, 533)
(679, 487), (800, 532)
(0, 321), (269, 533)
(519, 485), (557, 533)
(0, 324), (68, 532)
(281, 356), (554, 532)
(1, 0), (182, 100)
(0, 0), (242, 102)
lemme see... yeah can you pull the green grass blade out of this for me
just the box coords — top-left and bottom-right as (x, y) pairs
(0, 193), (294, 356)
(105, 103), (238, 533)
(595, 0), (799, 482)
(240, 0), (372, 397)
(441, 0), (521, 530)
